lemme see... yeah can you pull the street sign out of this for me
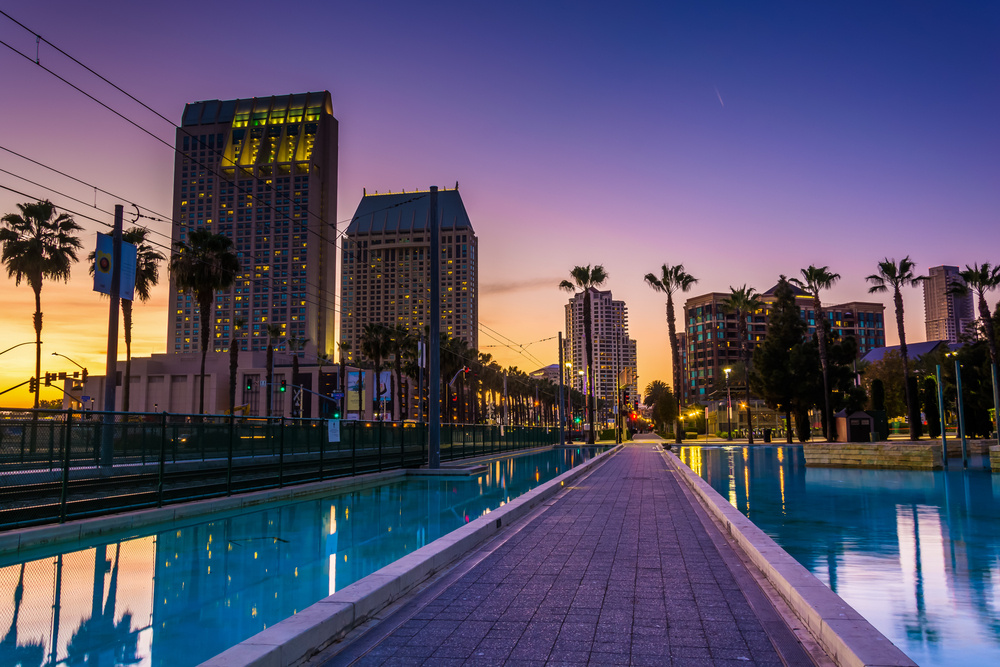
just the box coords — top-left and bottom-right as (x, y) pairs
(331, 392), (344, 399)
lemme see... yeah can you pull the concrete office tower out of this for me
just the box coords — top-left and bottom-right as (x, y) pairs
(168, 92), (338, 358)
(340, 188), (478, 363)
(564, 289), (638, 421)
(923, 265), (974, 344)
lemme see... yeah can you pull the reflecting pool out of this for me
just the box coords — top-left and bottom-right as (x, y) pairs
(678, 444), (1000, 667)
(0, 446), (602, 666)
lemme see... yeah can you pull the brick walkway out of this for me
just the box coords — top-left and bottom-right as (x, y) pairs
(321, 440), (812, 666)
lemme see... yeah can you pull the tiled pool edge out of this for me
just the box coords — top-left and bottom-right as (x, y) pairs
(664, 450), (915, 667)
(200, 444), (622, 667)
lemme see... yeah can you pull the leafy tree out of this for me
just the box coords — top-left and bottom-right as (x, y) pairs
(923, 377), (941, 439)
(866, 256), (925, 439)
(827, 332), (868, 421)
(862, 351), (906, 418)
(870, 379), (886, 411)
(751, 276), (805, 443)
(644, 263), (698, 442)
(952, 263), (1000, 436)
(790, 265), (840, 440)
(169, 228), (240, 414)
(722, 285), (762, 442)
(360, 323), (393, 419)
(0, 200), (83, 410)
(560, 265), (609, 443)
(388, 325), (414, 419)
(87, 227), (165, 412)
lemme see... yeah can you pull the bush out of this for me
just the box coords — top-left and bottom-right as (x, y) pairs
(684, 431), (699, 439)
(716, 431), (729, 439)
(598, 428), (617, 441)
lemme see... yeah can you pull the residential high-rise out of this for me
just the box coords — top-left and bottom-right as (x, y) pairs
(340, 188), (478, 363)
(168, 92), (338, 358)
(923, 265), (974, 344)
(563, 289), (638, 421)
(682, 285), (885, 400)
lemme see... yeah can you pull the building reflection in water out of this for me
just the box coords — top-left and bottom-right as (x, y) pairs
(678, 444), (1000, 667)
(0, 446), (596, 666)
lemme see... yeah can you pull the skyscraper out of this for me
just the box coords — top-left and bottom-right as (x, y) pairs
(923, 265), (974, 344)
(340, 188), (478, 363)
(168, 92), (338, 358)
(563, 288), (638, 420)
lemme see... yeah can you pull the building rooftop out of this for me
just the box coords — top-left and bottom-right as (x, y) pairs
(180, 92), (332, 127)
(861, 340), (949, 364)
(345, 188), (473, 235)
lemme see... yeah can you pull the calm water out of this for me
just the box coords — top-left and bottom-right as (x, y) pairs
(678, 445), (1000, 667)
(0, 447), (601, 666)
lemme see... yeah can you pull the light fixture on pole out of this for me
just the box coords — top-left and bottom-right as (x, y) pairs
(724, 367), (733, 441)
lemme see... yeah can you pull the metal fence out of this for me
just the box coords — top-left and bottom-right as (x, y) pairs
(0, 408), (559, 531)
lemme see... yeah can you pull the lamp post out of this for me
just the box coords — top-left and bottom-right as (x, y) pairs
(947, 351), (968, 468)
(51, 352), (86, 372)
(724, 367), (733, 441)
(1, 341), (40, 357)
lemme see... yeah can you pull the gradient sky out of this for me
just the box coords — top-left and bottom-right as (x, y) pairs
(1, 1), (998, 408)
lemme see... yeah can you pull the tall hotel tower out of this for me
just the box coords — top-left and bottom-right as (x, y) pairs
(168, 92), (338, 358)
(564, 289), (638, 415)
(923, 265), (974, 344)
(340, 188), (478, 363)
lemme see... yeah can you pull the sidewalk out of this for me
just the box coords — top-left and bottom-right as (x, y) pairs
(318, 438), (814, 666)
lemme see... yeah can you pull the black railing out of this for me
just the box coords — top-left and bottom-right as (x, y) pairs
(0, 408), (559, 531)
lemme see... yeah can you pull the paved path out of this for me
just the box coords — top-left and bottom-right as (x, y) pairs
(321, 438), (813, 666)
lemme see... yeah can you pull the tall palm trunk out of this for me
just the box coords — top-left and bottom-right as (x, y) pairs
(266, 343), (274, 416)
(198, 297), (211, 415)
(229, 337), (239, 412)
(815, 298), (832, 441)
(394, 356), (403, 421)
(33, 283), (41, 411)
(583, 290), (595, 443)
(894, 287), (916, 439)
(123, 301), (133, 412)
(741, 313), (753, 444)
(340, 360), (347, 417)
(666, 294), (681, 443)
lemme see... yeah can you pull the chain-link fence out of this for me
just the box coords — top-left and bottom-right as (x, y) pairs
(0, 408), (558, 530)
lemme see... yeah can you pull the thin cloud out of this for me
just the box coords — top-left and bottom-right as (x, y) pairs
(481, 277), (564, 296)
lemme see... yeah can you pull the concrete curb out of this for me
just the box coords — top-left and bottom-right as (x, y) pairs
(664, 450), (915, 667)
(200, 444), (622, 667)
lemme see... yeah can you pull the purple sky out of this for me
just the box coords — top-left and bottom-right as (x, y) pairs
(1, 1), (998, 406)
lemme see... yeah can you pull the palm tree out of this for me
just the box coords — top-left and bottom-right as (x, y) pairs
(228, 317), (247, 413)
(721, 285), (762, 443)
(790, 265), (841, 441)
(265, 324), (284, 416)
(287, 336), (309, 417)
(644, 263), (698, 443)
(952, 262), (1000, 437)
(0, 200), (83, 410)
(87, 227), (165, 412)
(360, 323), (392, 419)
(388, 325), (414, 420)
(866, 257), (925, 439)
(337, 341), (350, 418)
(560, 265), (609, 444)
(169, 228), (240, 414)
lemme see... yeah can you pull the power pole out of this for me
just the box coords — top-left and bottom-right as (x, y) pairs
(428, 187), (441, 468)
(558, 332), (565, 446)
(100, 205), (123, 467)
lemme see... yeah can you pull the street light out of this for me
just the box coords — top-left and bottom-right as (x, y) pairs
(51, 352), (86, 371)
(724, 367), (733, 441)
(1, 341), (40, 357)
(946, 351), (968, 468)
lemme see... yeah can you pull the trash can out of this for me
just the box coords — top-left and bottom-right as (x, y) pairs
(763, 428), (772, 443)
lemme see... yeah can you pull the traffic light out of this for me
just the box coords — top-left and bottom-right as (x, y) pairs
(574, 416), (581, 424)
(44, 372), (52, 387)
(245, 378), (253, 391)
(279, 379), (287, 392)
(81, 368), (88, 383)
(28, 377), (37, 393)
